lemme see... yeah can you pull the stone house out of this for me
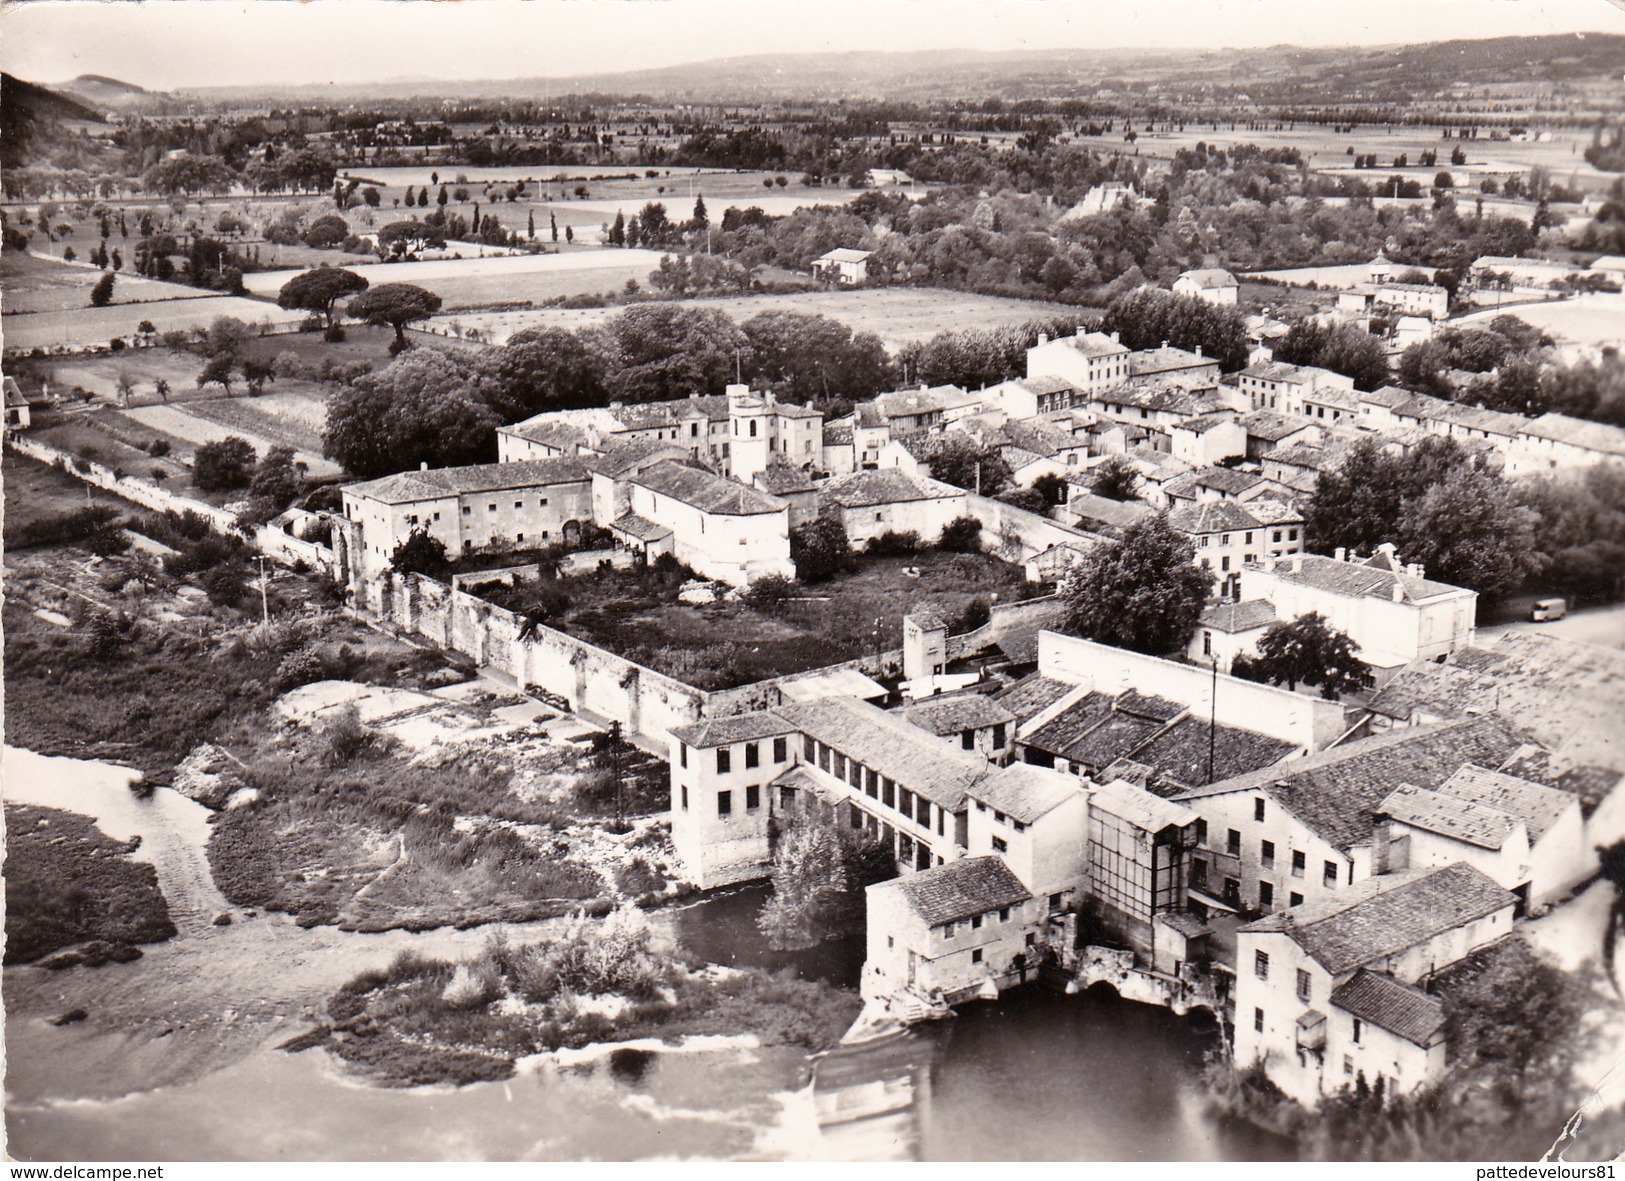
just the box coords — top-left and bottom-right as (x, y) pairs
(902, 694), (1017, 764)
(817, 469), (968, 547)
(1173, 268), (1239, 306)
(1026, 329), (1132, 395)
(623, 460), (794, 586)
(963, 762), (1090, 907)
(812, 247), (873, 285)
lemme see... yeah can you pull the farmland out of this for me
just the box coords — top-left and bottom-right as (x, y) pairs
(1, 251), (215, 314)
(3, 294), (299, 354)
(427, 285), (1090, 350)
(1456, 291), (1625, 350)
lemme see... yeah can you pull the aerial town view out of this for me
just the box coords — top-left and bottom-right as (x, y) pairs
(4, 0), (1625, 1165)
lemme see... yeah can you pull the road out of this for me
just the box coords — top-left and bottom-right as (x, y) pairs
(1477, 602), (1625, 651)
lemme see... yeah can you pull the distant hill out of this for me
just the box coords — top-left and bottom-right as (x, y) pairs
(55, 73), (161, 111)
(0, 74), (106, 171)
(185, 33), (1625, 107)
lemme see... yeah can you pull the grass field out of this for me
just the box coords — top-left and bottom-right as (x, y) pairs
(121, 401), (341, 478)
(2, 294), (297, 354)
(1, 449), (149, 549)
(0, 252), (218, 315)
(1455, 292), (1625, 349)
(439, 285), (1088, 349)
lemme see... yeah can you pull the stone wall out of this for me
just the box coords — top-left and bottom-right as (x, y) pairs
(962, 493), (1108, 564)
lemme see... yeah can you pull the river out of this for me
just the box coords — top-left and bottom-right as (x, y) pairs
(3, 748), (1292, 1162)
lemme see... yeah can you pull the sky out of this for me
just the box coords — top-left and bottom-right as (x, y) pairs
(1, 0), (1622, 91)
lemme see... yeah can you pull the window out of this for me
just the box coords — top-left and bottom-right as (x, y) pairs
(717, 791), (732, 818)
(679, 745), (688, 769)
(1196, 818), (1208, 844)
(781, 786), (795, 811)
(943, 921), (955, 938)
(1254, 950), (1270, 980)
(1352, 1018), (1363, 1044)
(882, 780), (895, 809)
(745, 743), (759, 770)
(1259, 881), (1273, 908)
(1227, 829), (1241, 856)
(971, 914), (983, 930)
(961, 730), (975, 750)
(1290, 892), (1303, 908)
(746, 785), (760, 811)
(1202, 631), (1212, 656)
(1254, 1007), (1264, 1033)
(488, 504), (496, 513)
(1291, 850), (1306, 878)
(1013, 820), (1026, 833)
(971, 949), (983, 964)
(681, 785), (688, 811)
(1220, 556), (1231, 572)
(995, 811), (1007, 826)
(887, 936), (894, 950)
(992, 835), (1008, 853)
(1261, 840), (1275, 868)
(1049, 893), (1064, 911)
(462, 506), (471, 516)
(937, 808), (945, 837)
(1273, 530), (1282, 543)
(1254, 797), (1266, 822)
(514, 500), (523, 510)
(1192, 858), (1207, 887)
(899, 788), (915, 816)
(717, 749), (731, 774)
(1324, 859), (1339, 887)
(1026, 932), (1037, 948)
(773, 737), (787, 763)
(1296, 969), (1311, 1003)
(516, 534), (524, 543)
(803, 735), (815, 761)
(993, 723), (1007, 747)
(1344, 1056), (1354, 1077)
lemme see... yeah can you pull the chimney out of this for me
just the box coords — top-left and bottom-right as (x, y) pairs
(689, 391), (700, 400)
(1291, 554), (1303, 573)
(1334, 546), (1347, 563)
(1195, 345), (1203, 358)
(726, 383), (748, 398)
(1391, 582), (1406, 603)
(1161, 340), (1169, 350)
(1407, 562), (1424, 579)
(1038, 332), (1049, 347)
(1110, 331), (1121, 344)
(420, 461), (429, 471)
(609, 401), (624, 411)
(920, 382), (928, 392)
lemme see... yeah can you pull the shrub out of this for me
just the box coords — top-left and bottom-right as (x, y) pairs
(743, 573), (796, 610)
(10, 504), (123, 550)
(951, 596), (992, 634)
(323, 324), (346, 343)
(938, 516), (984, 553)
(865, 529), (922, 556)
(199, 565), (249, 607)
(193, 437), (256, 492)
(146, 438), (172, 457)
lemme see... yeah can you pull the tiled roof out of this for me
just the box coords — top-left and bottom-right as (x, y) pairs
(611, 396), (731, 429)
(1003, 419), (1077, 459)
(1241, 862), (1514, 975)
(819, 248), (873, 263)
(499, 418), (594, 450)
(966, 763), (1084, 823)
(993, 674), (1078, 725)
(1262, 554), (1468, 603)
(819, 469), (965, 510)
(901, 695), (1016, 737)
(1060, 712), (1165, 770)
(1200, 600), (1278, 633)
(669, 710), (797, 748)
(1520, 413), (1625, 457)
(1331, 970), (1446, 1047)
(1016, 376), (1077, 396)
(631, 460), (785, 515)
(1099, 382), (1221, 415)
(872, 385), (975, 419)
(1165, 466), (1266, 500)
(1178, 268), (1238, 288)
(773, 695), (990, 810)
(1134, 717), (1299, 791)
(1090, 777), (1197, 833)
(1023, 691), (1116, 757)
(1066, 492), (1155, 533)
(755, 464), (817, 494)
(1129, 346), (1215, 376)
(1057, 331), (1129, 359)
(1498, 748), (1621, 819)
(1435, 764), (1577, 843)
(582, 440), (687, 476)
(1244, 499), (1305, 526)
(1178, 717), (1525, 853)
(1116, 690), (1186, 722)
(1241, 361), (1312, 384)
(1359, 386), (1413, 409)
(345, 459), (589, 504)
(1174, 415), (1234, 435)
(822, 423), (854, 446)
(1167, 499), (1265, 535)
(609, 512), (673, 543)
(885, 855), (1032, 926)
(1377, 782), (1521, 850)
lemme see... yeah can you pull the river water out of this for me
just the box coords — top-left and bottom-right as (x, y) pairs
(3, 750), (1292, 1162)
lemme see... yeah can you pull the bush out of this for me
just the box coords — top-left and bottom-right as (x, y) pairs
(951, 596), (992, 634)
(743, 573), (797, 610)
(323, 324), (346, 343)
(193, 437), (256, 492)
(865, 529), (922, 556)
(146, 438), (172, 457)
(10, 504), (123, 550)
(938, 516), (984, 553)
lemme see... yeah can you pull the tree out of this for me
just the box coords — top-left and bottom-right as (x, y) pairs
(346, 283), (443, 351)
(789, 517), (852, 584)
(324, 347), (499, 478)
(609, 210), (626, 246)
(302, 213), (348, 249)
(241, 357), (276, 394)
(757, 819), (895, 950)
(1102, 287), (1249, 372)
(362, 186), (381, 208)
(926, 435), (1011, 495)
(276, 267), (370, 330)
(565, 225), (573, 243)
(691, 194), (708, 231)
(604, 303), (750, 403)
(193, 436), (256, 491)
(938, 516), (984, 553)
(1090, 455), (1141, 501)
(1397, 465), (1536, 601)
(201, 315), (253, 359)
(1272, 321), (1392, 392)
(1058, 516), (1213, 656)
(1031, 472), (1069, 507)
(740, 310), (890, 404)
(1232, 612), (1373, 699)
(88, 270), (115, 307)
(197, 354), (235, 396)
(481, 326), (609, 419)
(390, 529), (450, 577)
(1305, 436), (1473, 558)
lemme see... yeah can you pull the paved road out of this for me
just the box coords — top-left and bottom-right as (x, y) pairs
(1477, 602), (1625, 651)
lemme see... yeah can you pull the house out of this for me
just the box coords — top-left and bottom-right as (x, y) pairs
(862, 856), (1048, 1002)
(901, 694), (1017, 764)
(624, 460), (795, 586)
(1174, 716), (1525, 917)
(1507, 413), (1625, 475)
(753, 463), (820, 528)
(987, 376), (1081, 419)
(865, 385), (982, 435)
(4, 376), (32, 432)
(1374, 763), (1587, 912)
(1127, 345), (1223, 385)
(668, 712), (801, 888)
(1122, 446), (1197, 509)
(1083, 777), (1201, 957)
(1339, 283), (1449, 321)
(1232, 862), (1517, 1107)
(1162, 466), (1271, 508)
(812, 247), (873, 286)
(1237, 409), (1319, 460)
(1059, 488), (1155, 536)
(1087, 381), (1232, 433)
(1173, 269), (1240, 306)
(1026, 329), (1132, 395)
(1238, 362), (1356, 417)
(818, 469), (968, 547)
(1167, 499), (1304, 600)
(964, 762), (1089, 904)
(866, 168), (913, 187)
(1062, 183), (1137, 220)
(1188, 599), (1278, 672)
(1238, 545), (1478, 670)
(1168, 416), (1247, 466)
(340, 459), (592, 578)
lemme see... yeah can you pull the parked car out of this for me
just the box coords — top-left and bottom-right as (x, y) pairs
(1530, 597), (1568, 622)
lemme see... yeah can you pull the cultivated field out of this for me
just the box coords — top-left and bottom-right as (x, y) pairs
(3, 295), (298, 354)
(427, 286), (1089, 349)
(1456, 292), (1625, 349)
(0, 252), (219, 315)
(120, 401), (341, 478)
(240, 247), (668, 310)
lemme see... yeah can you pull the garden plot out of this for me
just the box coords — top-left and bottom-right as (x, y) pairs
(434, 286), (1087, 350)
(183, 391), (330, 457)
(120, 402), (341, 479)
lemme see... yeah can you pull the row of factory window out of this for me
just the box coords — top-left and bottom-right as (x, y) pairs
(676, 736), (790, 772)
(804, 737), (947, 838)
